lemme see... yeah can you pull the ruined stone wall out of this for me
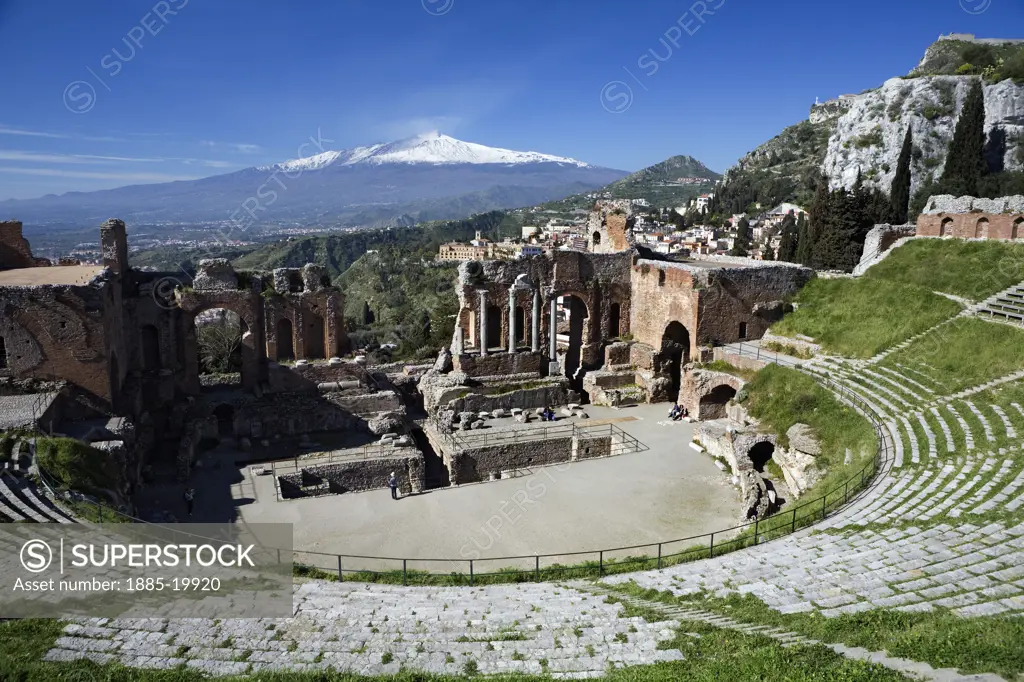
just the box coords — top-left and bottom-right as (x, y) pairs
(454, 251), (633, 359)
(0, 280), (116, 402)
(450, 438), (574, 484)
(679, 369), (745, 421)
(445, 381), (573, 413)
(696, 264), (814, 349)
(629, 261), (700, 356)
(917, 211), (1024, 240)
(452, 351), (545, 377)
(0, 221), (38, 270)
(279, 452), (424, 498)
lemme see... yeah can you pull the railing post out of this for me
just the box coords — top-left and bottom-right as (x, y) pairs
(709, 533), (714, 558)
(657, 543), (662, 569)
(791, 507), (797, 532)
(469, 560), (474, 586)
(402, 559), (407, 586)
(844, 480), (849, 504)
(753, 517), (759, 545)
(337, 555), (343, 580)
(599, 551), (604, 576)
(822, 492), (827, 519)
(276, 548), (281, 564)
(535, 555), (540, 581)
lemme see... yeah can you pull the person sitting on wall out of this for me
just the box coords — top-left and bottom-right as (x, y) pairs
(541, 405), (555, 422)
(668, 404), (682, 421)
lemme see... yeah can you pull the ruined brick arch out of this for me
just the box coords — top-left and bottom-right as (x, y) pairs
(275, 317), (295, 360)
(940, 217), (954, 237)
(975, 217), (990, 239)
(592, 231), (602, 245)
(179, 299), (264, 394)
(661, 321), (691, 402)
(699, 383), (738, 420)
(1014, 218), (1024, 240)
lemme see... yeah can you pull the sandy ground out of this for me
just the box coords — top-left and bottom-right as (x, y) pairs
(229, 403), (741, 572)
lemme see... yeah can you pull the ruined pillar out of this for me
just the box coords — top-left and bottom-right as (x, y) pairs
(549, 297), (558, 361)
(507, 287), (516, 354)
(478, 290), (488, 356)
(531, 288), (541, 353)
(453, 325), (464, 355)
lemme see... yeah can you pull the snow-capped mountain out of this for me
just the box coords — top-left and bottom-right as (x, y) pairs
(2, 133), (626, 230)
(260, 132), (592, 172)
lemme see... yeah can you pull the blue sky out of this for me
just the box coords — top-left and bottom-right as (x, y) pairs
(0, 0), (1020, 199)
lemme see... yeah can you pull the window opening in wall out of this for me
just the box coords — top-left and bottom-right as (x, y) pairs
(739, 322), (747, 339)
(658, 270), (666, 286)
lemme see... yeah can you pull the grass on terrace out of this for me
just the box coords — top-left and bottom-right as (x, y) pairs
(770, 277), (961, 358)
(743, 364), (878, 492)
(880, 317), (1024, 393)
(0, 617), (908, 682)
(864, 238), (1024, 301)
(611, 584), (1024, 681)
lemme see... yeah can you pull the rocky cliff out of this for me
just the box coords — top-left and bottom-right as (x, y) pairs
(720, 37), (1024, 208)
(823, 76), (1024, 195)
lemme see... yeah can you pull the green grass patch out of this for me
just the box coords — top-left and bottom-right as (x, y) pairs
(772, 277), (960, 358)
(35, 437), (119, 501)
(617, 586), (1024, 681)
(882, 317), (1024, 393)
(760, 341), (814, 359)
(693, 360), (758, 381)
(865, 238), (1024, 301)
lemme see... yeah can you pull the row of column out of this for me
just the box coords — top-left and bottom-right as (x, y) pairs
(476, 287), (553, 358)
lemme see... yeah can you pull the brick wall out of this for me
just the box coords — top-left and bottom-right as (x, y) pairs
(0, 221), (38, 270)
(917, 212), (1024, 240)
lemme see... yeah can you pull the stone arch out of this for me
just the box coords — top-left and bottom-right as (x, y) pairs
(975, 217), (989, 239)
(699, 384), (737, 420)
(1013, 217), (1023, 240)
(276, 317), (295, 360)
(557, 294), (589, 386)
(748, 441), (775, 473)
(661, 321), (691, 402)
(140, 324), (161, 371)
(180, 298), (262, 394)
(592, 231), (602, 245)
(940, 217), (954, 237)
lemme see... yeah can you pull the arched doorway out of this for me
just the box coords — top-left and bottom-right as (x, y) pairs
(592, 231), (602, 246)
(213, 404), (235, 438)
(196, 308), (245, 387)
(306, 312), (326, 359)
(940, 217), (953, 237)
(559, 295), (588, 387)
(975, 217), (989, 239)
(749, 441), (775, 473)
(700, 384), (737, 420)
(141, 325), (161, 370)
(276, 318), (294, 361)
(609, 302), (621, 339)
(1013, 218), (1023, 240)
(486, 305), (502, 351)
(661, 321), (690, 402)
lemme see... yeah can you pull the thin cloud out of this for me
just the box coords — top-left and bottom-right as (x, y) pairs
(201, 140), (263, 153)
(0, 150), (165, 164)
(0, 167), (203, 182)
(0, 125), (123, 143)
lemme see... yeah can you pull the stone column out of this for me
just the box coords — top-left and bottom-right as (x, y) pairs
(478, 290), (488, 356)
(549, 296), (558, 361)
(531, 288), (541, 353)
(508, 287), (517, 354)
(453, 325), (464, 356)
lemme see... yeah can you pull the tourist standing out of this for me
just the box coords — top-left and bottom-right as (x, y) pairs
(388, 472), (399, 500)
(183, 487), (195, 517)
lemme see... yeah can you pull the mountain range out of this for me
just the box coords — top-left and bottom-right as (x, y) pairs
(2, 132), (627, 231)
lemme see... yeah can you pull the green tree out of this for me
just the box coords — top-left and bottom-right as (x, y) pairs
(940, 79), (986, 197)
(889, 126), (914, 224)
(776, 212), (798, 262)
(730, 217), (751, 256)
(794, 213), (811, 266)
(761, 243), (775, 261)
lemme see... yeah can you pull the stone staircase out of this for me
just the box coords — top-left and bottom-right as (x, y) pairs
(972, 281), (1024, 326)
(0, 471), (76, 523)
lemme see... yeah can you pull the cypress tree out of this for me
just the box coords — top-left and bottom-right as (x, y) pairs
(940, 79), (986, 197)
(794, 213), (811, 265)
(776, 212), (798, 262)
(730, 217), (751, 256)
(889, 126), (914, 225)
(761, 243), (775, 261)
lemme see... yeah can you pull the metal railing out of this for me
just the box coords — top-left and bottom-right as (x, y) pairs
(720, 341), (809, 368)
